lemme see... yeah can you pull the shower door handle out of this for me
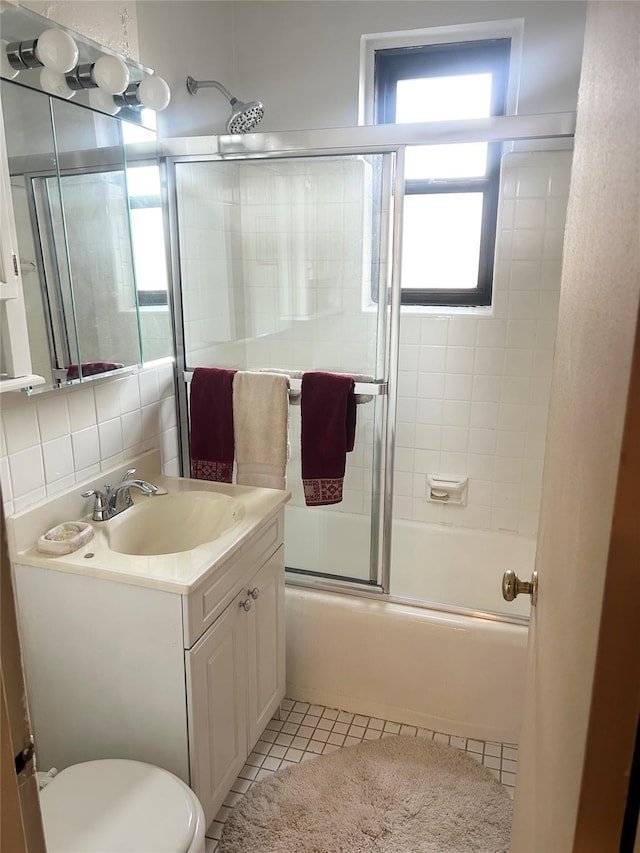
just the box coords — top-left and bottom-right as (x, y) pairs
(502, 570), (538, 605)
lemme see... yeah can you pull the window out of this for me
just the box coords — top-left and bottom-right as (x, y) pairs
(126, 164), (168, 307)
(121, 117), (168, 309)
(375, 39), (510, 306)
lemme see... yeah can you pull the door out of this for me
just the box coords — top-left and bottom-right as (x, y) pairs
(247, 547), (286, 747)
(186, 595), (248, 826)
(0, 95), (34, 381)
(168, 148), (400, 591)
(0, 99), (18, 300)
(510, 3), (640, 850)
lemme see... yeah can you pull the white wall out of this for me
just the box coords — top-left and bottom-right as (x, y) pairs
(21, 1), (140, 60)
(136, 1), (235, 138)
(138, 1), (586, 137)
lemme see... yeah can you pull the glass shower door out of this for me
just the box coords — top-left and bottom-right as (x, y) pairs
(170, 151), (398, 587)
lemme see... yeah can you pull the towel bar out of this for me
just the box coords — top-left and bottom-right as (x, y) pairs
(183, 370), (387, 397)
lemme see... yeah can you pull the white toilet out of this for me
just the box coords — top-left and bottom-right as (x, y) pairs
(38, 759), (206, 853)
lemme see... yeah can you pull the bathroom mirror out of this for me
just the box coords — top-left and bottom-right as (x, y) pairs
(1, 77), (172, 388)
(0, 2), (172, 390)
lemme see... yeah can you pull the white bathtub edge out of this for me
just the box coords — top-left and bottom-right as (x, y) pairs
(284, 684), (521, 745)
(285, 587), (528, 745)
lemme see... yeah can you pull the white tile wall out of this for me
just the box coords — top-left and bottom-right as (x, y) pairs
(177, 149), (571, 537)
(394, 151), (571, 535)
(0, 362), (179, 518)
(178, 162), (241, 368)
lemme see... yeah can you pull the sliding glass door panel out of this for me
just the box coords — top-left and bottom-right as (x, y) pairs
(172, 152), (397, 586)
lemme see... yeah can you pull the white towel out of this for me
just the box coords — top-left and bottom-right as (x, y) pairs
(260, 368), (303, 402)
(233, 372), (289, 490)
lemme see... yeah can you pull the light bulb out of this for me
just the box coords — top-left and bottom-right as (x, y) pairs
(137, 75), (171, 111)
(40, 68), (75, 99)
(34, 29), (78, 74)
(88, 88), (121, 116)
(1, 41), (19, 79)
(92, 55), (130, 95)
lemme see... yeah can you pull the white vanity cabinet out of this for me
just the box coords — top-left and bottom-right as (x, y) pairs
(12, 509), (286, 827)
(186, 547), (285, 820)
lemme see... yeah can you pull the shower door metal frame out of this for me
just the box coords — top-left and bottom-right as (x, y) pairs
(163, 146), (400, 592)
(160, 111), (576, 597)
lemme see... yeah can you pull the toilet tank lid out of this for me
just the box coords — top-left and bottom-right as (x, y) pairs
(39, 759), (203, 853)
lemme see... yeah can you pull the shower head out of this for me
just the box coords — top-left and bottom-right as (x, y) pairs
(186, 76), (265, 134)
(227, 98), (265, 134)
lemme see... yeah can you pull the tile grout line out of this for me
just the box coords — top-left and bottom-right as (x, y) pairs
(204, 698), (518, 850)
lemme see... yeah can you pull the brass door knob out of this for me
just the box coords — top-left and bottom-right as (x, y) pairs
(502, 570), (538, 605)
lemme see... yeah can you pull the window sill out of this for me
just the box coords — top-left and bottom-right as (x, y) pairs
(362, 302), (493, 318)
(400, 304), (493, 318)
(139, 304), (169, 313)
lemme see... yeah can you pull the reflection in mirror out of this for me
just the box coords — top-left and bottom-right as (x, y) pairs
(1, 78), (172, 391)
(122, 123), (172, 363)
(0, 79), (75, 386)
(51, 95), (142, 377)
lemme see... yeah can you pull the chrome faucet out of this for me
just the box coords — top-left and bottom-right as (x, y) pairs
(82, 468), (158, 521)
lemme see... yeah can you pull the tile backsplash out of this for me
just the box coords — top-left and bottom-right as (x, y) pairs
(0, 361), (179, 518)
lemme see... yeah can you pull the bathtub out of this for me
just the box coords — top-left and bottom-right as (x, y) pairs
(390, 518), (535, 619)
(284, 509), (532, 744)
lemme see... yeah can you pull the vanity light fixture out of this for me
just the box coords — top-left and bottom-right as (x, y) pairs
(6, 28), (79, 74)
(1, 40), (19, 79)
(88, 88), (121, 115)
(113, 75), (171, 111)
(40, 67), (76, 99)
(2, 19), (170, 116)
(65, 55), (130, 95)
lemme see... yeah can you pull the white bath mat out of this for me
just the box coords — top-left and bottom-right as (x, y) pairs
(218, 734), (513, 852)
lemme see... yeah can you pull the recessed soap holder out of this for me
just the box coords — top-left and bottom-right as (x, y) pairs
(426, 475), (468, 506)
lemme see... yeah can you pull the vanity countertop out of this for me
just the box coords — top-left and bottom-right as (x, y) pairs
(8, 460), (290, 594)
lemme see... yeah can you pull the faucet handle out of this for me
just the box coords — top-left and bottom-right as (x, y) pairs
(81, 488), (112, 522)
(81, 487), (105, 499)
(120, 468), (136, 483)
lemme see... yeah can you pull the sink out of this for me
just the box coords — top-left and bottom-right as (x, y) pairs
(105, 491), (244, 556)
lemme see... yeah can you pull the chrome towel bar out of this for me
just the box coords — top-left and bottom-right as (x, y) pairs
(183, 371), (387, 397)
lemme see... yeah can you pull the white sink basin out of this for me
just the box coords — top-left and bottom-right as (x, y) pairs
(106, 491), (244, 556)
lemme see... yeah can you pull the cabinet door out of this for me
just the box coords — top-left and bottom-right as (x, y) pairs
(247, 546), (286, 748)
(186, 594), (248, 826)
(0, 96), (35, 383)
(0, 102), (18, 300)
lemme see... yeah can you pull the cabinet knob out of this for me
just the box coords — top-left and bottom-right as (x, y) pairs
(249, 587), (260, 600)
(239, 598), (252, 612)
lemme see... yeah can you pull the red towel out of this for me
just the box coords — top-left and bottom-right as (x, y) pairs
(301, 372), (356, 506)
(65, 362), (124, 380)
(190, 367), (236, 483)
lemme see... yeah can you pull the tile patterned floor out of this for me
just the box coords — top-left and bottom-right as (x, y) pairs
(205, 698), (518, 851)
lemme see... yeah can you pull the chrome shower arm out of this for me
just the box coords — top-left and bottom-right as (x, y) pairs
(186, 76), (264, 133)
(186, 77), (233, 102)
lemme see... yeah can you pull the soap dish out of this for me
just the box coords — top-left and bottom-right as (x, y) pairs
(37, 521), (94, 556)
